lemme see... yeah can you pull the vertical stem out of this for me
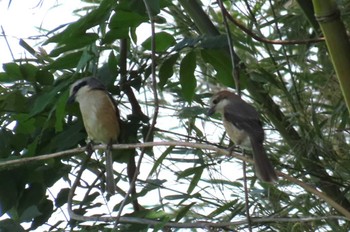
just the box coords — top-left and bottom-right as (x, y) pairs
(313, 0), (350, 114)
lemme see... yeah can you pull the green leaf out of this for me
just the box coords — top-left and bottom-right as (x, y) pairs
(148, 146), (173, 177)
(76, 49), (95, 73)
(19, 205), (41, 222)
(46, 122), (85, 152)
(200, 35), (228, 49)
(20, 64), (38, 82)
(141, 0), (160, 16)
(175, 202), (196, 222)
(19, 39), (36, 56)
(0, 172), (19, 216)
(31, 199), (54, 229)
(29, 81), (67, 117)
(13, 114), (36, 134)
(158, 53), (179, 89)
(178, 106), (206, 118)
(177, 166), (203, 180)
(55, 188), (70, 207)
(179, 51), (197, 102)
(102, 28), (129, 44)
(2, 63), (22, 81)
(17, 183), (46, 222)
(0, 219), (25, 232)
(109, 10), (147, 29)
(44, 51), (83, 70)
(55, 91), (68, 132)
(208, 199), (239, 218)
(174, 37), (201, 51)
(49, 33), (99, 57)
(138, 179), (167, 197)
(107, 51), (119, 76)
(201, 49), (235, 87)
(35, 70), (54, 86)
(142, 32), (176, 52)
(0, 129), (15, 159)
(187, 166), (204, 194)
(45, 0), (114, 45)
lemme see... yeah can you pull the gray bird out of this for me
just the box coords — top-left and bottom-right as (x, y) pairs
(207, 90), (277, 183)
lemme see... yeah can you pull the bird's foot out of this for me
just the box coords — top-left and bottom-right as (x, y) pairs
(86, 141), (94, 155)
(227, 145), (238, 155)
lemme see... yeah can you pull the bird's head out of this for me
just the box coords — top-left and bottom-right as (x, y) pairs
(67, 77), (106, 104)
(207, 90), (239, 116)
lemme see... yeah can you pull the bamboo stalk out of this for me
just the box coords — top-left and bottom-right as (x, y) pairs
(313, 0), (350, 114)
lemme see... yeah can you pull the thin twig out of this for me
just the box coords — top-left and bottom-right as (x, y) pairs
(1, 26), (15, 60)
(241, 149), (252, 232)
(67, 152), (92, 221)
(220, 4), (324, 45)
(217, 0), (240, 94)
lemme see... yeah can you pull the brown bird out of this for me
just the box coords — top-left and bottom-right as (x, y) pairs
(207, 90), (277, 183)
(68, 77), (120, 194)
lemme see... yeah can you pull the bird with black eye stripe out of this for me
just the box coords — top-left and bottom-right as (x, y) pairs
(68, 77), (121, 194)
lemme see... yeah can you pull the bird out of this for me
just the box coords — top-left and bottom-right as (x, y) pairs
(207, 90), (277, 183)
(68, 77), (120, 194)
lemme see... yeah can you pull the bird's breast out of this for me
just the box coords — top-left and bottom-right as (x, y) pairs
(78, 91), (120, 144)
(223, 119), (251, 149)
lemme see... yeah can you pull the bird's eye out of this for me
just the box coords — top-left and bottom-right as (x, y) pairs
(213, 99), (218, 104)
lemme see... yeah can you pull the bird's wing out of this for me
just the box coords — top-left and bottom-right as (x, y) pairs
(223, 101), (264, 142)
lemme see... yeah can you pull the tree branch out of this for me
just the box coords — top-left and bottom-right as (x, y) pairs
(2, 141), (350, 219)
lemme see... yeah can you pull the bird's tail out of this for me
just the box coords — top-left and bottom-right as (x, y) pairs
(105, 147), (116, 195)
(250, 138), (277, 183)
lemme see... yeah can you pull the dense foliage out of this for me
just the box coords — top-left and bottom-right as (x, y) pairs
(1, 0), (350, 231)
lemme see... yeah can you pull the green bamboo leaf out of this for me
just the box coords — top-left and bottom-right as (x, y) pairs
(201, 49), (234, 87)
(0, 219), (25, 232)
(177, 166), (203, 179)
(148, 146), (174, 177)
(109, 10), (147, 29)
(55, 188), (70, 207)
(2, 63), (22, 81)
(207, 199), (239, 218)
(55, 92), (68, 132)
(187, 166), (203, 194)
(107, 51), (118, 76)
(142, 32), (176, 52)
(158, 53), (179, 89)
(175, 202), (196, 222)
(45, 0), (114, 45)
(44, 51), (83, 70)
(180, 51), (196, 102)
(49, 33), (99, 57)
(101, 28), (129, 44)
(29, 81), (67, 117)
(19, 64), (37, 82)
(19, 39), (36, 57)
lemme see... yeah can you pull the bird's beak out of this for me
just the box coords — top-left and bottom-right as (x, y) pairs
(67, 94), (76, 104)
(206, 107), (215, 116)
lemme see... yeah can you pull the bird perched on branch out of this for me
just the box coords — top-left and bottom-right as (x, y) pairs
(207, 90), (277, 183)
(68, 77), (120, 194)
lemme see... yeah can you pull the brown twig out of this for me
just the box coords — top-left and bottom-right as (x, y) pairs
(114, 0), (160, 225)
